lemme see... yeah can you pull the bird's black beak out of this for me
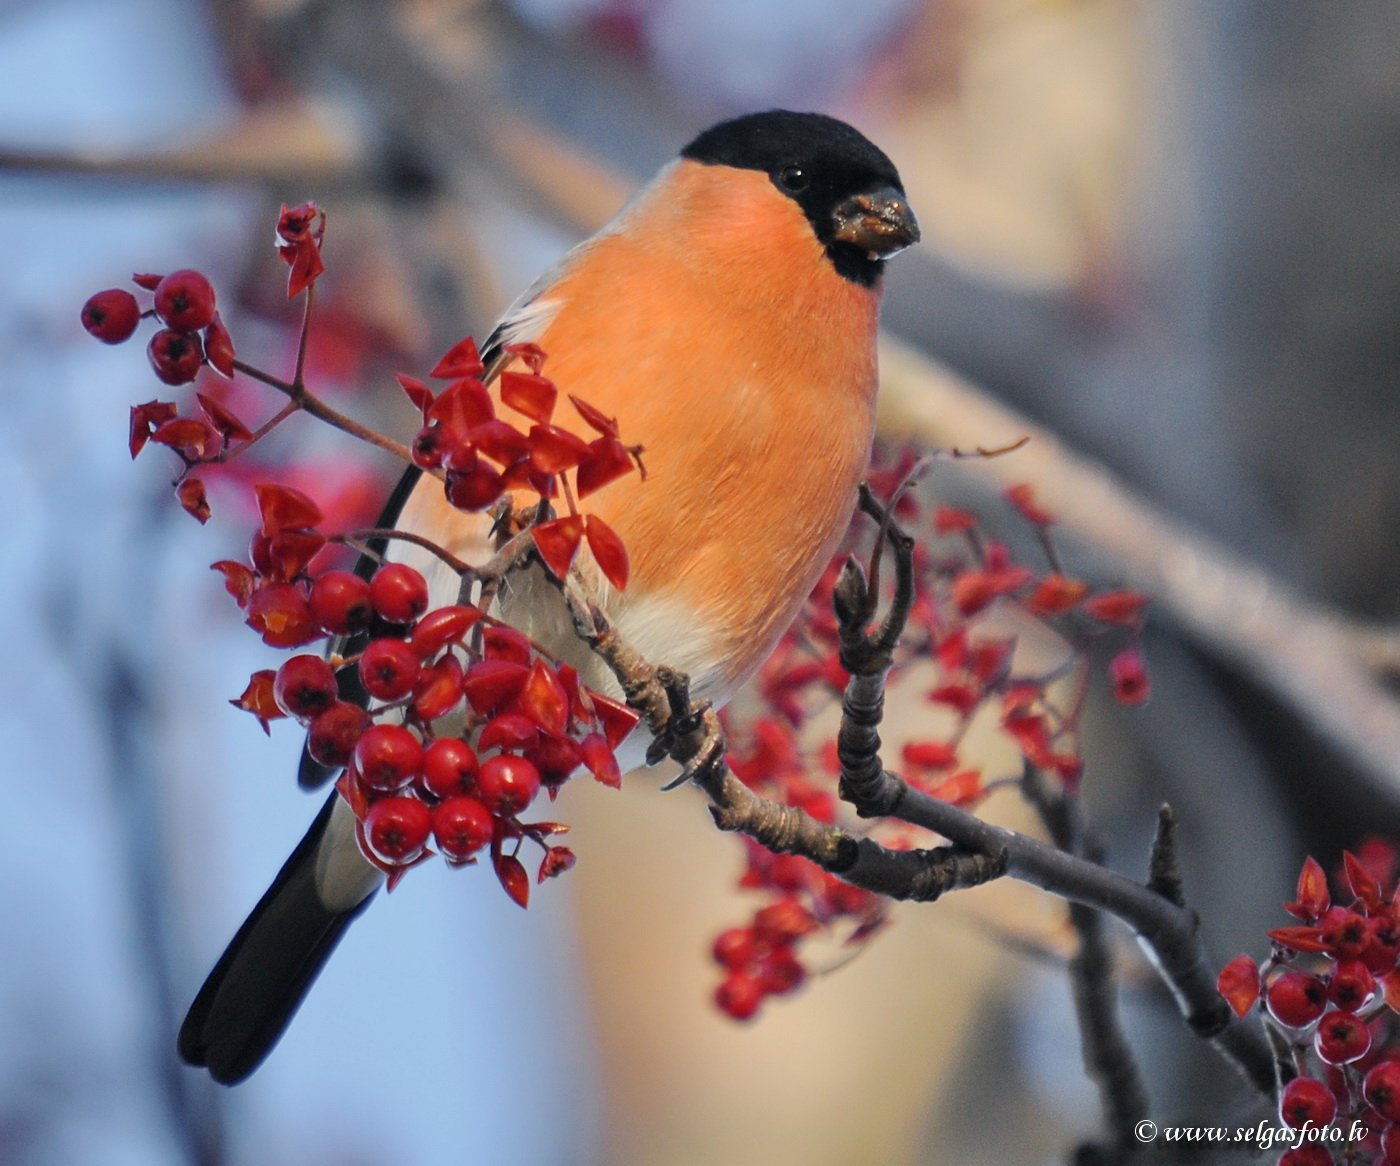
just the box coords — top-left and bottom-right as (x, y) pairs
(830, 187), (920, 260)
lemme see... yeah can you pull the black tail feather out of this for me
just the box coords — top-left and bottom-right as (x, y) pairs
(178, 795), (376, 1084)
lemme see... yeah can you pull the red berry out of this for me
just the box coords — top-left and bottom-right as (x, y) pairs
(431, 796), (495, 862)
(308, 571), (373, 635)
(715, 971), (764, 1021)
(1266, 971), (1328, 1028)
(246, 581), (318, 648)
(358, 637), (422, 702)
(1320, 908), (1369, 957)
(474, 753), (541, 816)
(754, 899), (817, 944)
(756, 946), (806, 995)
(420, 737), (479, 800)
(712, 927), (758, 970)
(444, 462), (504, 511)
(273, 654), (338, 721)
(353, 723), (424, 792)
(81, 288), (140, 343)
(153, 269), (216, 332)
(1383, 1123), (1400, 1164)
(1366, 1062), (1400, 1121)
(147, 328), (204, 385)
(363, 796), (432, 865)
(1314, 1009), (1371, 1065)
(1364, 917), (1400, 973)
(1279, 1076), (1337, 1129)
(307, 701), (372, 768)
(370, 563), (429, 625)
(1328, 957), (1377, 1012)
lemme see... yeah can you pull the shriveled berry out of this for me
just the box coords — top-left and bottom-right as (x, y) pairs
(715, 971), (764, 1021)
(1364, 1061), (1400, 1121)
(363, 796), (432, 865)
(1279, 1076), (1337, 1129)
(358, 638), (421, 702)
(308, 570), (373, 635)
(273, 654), (338, 721)
(148, 328), (204, 385)
(81, 288), (141, 343)
(307, 701), (371, 768)
(474, 753), (541, 816)
(1314, 1008), (1371, 1065)
(420, 737), (479, 800)
(431, 796), (495, 862)
(1266, 971), (1327, 1028)
(370, 563), (429, 625)
(712, 927), (758, 970)
(353, 723), (424, 792)
(153, 269), (217, 332)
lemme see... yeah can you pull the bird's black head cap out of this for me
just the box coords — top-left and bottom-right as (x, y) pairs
(681, 110), (916, 287)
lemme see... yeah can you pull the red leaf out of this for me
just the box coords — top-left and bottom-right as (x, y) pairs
(461, 659), (529, 716)
(580, 732), (622, 788)
(1216, 954), (1260, 1018)
(588, 690), (640, 751)
(196, 392), (252, 444)
(1083, 590), (1149, 626)
(276, 201), (322, 246)
(264, 529), (326, 581)
(396, 372), (436, 417)
(494, 852), (530, 908)
(969, 639), (1015, 685)
(428, 378), (494, 439)
(538, 846), (576, 882)
(211, 560), (257, 606)
(478, 713), (539, 753)
(568, 394), (619, 437)
(1286, 855), (1332, 920)
(411, 654), (465, 722)
(504, 341), (546, 374)
(575, 437), (634, 498)
(519, 659), (569, 737)
(285, 237), (324, 298)
(177, 477), (211, 523)
(1383, 970), (1400, 1015)
(501, 371), (558, 424)
(934, 506), (976, 534)
(584, 514), (629, 590)
(132, 272), (163, 291)
(230, 670), (283, 733)
(927, 682), (980, 717)
(532, 515), (585, 579)
(468, 419), (530, 466)
(409, 605), (482, 658)
(1005, 483), (1055, 526)
(928, 769), (983, 807)
(527, 424), (588, 475)
(1267, 925), (1331, 954)
(203, 313), (236, 378)
(1026, 574), (1089, 617)
(1108, 646), (1151, 706)
(255, 482), (323, 534)
(151, 418), (217, 461)
(129, 400), (178, 458)
(483, 625), (533, 666)
(1344, 851), (1383, 911)
(431, 336), (485, 379)
(902, 740), (957, 771)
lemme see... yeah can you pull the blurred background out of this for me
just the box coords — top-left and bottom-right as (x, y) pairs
(4, 1), (1400, 1163)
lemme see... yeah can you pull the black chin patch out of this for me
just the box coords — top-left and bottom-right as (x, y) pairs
(681, 110), (908, 288)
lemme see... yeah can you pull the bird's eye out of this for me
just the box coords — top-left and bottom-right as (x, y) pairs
(776, 165), (809, 193)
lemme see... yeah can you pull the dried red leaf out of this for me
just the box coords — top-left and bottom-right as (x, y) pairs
(568, 394), (618, 437)
(538, 846), (576, 882)
(1083, 590), (1149, 626)
(409, 605), (482, 658)
(504, 341), (546, 374)
(575, 436), (633, 498)
(1286, 855), (1332, 921)
(129, 400), (179, 458)
(411, 654), (465, 722)
(589, 690), (640, 751)
(428, 378), (494, 436)
(177, 476), (211, 523)
(1267, 925), (1331, 954)
(901, 740), (957, 771)
(285, 237), (324, 298)
(255, 482), (323, 535)
(494, 852), (530, 908)
(396, 373), (436, 417)
(430, 336), (485, 380)
(1005, 483), (1055, 526)
(527, 424), (588, 475)
(580, 732), (622, 788)
(584, 514), (629, 590)
(934, 506), (976, 534)
(230, 670), (284, 733)
(196, 392), (252, 444)
(132, 272), (163, 291)
(461, 659), (529, 716)
(1026, 574), (1089, 617)
(468, 419), (530, 466)
(264, 529), (326, 581)
(519, 659), (569, 737)
(927, 682), (980, 717)
(968, 639), (1015, 685)
(501, 371), (558, 424)
(276, 201), (321, 246)
(211, 560), (257, 607)
(532, 515), (585, 580)
(478, 713), (540, 753)
(151, 418), (217, 461)
(203, 313), (236, 378)
(1344, 851), (1383, 911)
(928, 769), (983, 807)
(1216, 954), (1260, 1018)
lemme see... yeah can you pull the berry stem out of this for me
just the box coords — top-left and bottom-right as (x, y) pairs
(333, 528), (476, 577)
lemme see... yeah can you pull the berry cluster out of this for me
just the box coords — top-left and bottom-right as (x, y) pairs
(86, 200), (648, 904)
(1218, 845), (1400, 1163)
(709, 445), (1151, 1018)
(223, 482), (639, 899)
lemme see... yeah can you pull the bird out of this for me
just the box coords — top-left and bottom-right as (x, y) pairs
(178, 109), (919, 1084)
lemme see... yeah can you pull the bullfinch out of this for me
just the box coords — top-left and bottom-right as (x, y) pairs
(178, 109), (919, 1083)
